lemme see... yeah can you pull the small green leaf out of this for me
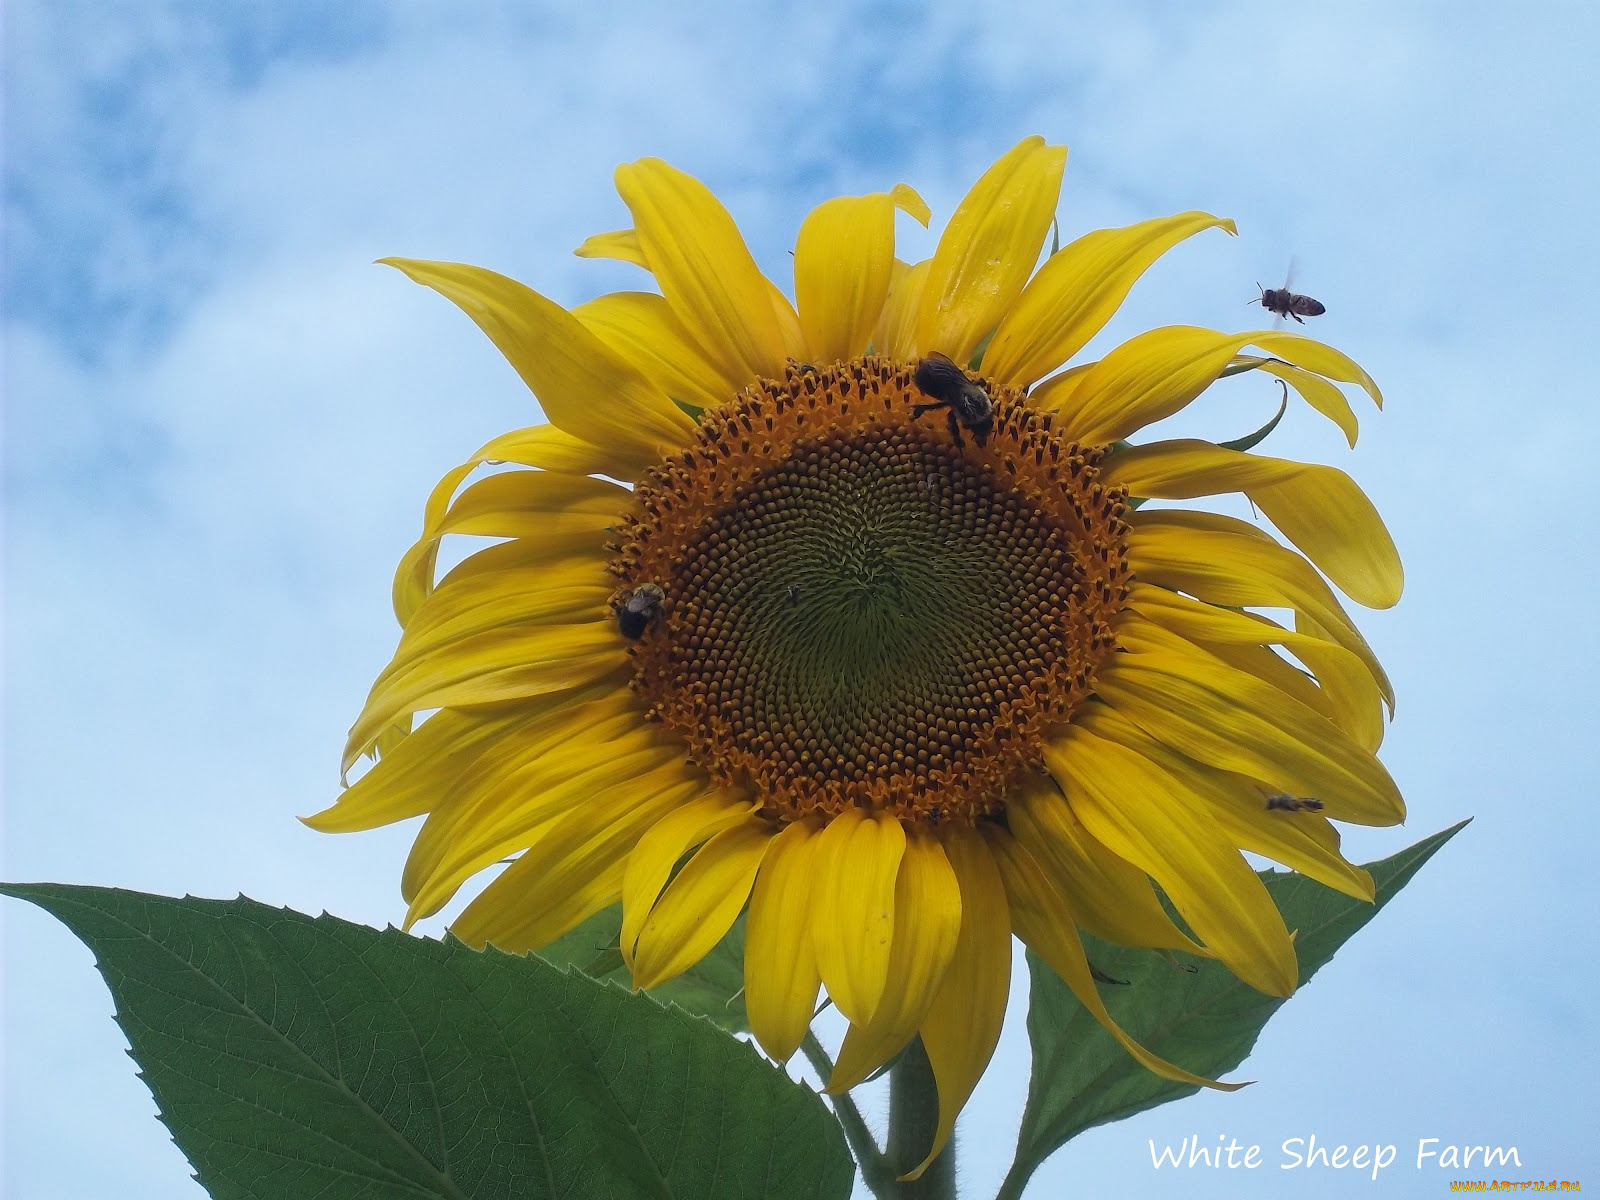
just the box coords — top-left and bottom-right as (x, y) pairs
(1004, 822), (1468, 1193)
(1, 884), (851, 1200)
(537, 904), (749, 1034)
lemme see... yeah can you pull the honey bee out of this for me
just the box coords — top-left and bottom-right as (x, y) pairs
(1253, 265), (1326, 323)
(616, 582), (665, 640)
(786, 584), (802, 605)
(1264, 793), (1326, 813)
(912, 351), (994, 447)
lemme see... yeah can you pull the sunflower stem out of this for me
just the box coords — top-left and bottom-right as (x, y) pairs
(886, 1037), (956, 1198)
(801, 1032), (896, 1196)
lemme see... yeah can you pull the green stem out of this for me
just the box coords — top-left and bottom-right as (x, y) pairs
(886, 1038), (955, 1198)
(801, 1032), (896, 1198)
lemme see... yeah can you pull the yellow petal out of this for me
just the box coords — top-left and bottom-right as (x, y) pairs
(307, 706), (542, 831)
(811, 809), (906, 1026)
(390, 470), (627, 629)
(1098, 615), (1405, 826)
(1234, 355), (1361, 447)
(619, 790), (756, 969)
(381, 259), (695, 458)
(794, 186), (928, 366)
(985, 825), (1239, 1091)
(406, 740), (685, 924)
(614, 158), (788, 385)
(398, 696), (648, 902)
(449, 772), (703, 952)
(574, 228), (648, 268)
(633, 817), (773, 989)
(916, 137), (1067, 365)
(909, 826), (1011, 1180)
(1126, 508), (1394, 713)
(1083, 705), (1374, 903)
(1126, 582), (1384, 753)
(744, 821), (824, 1062)
(984, 212), (1236, 387)
(1044, 725), (1299, 996)
(576, 290), (744, 410)
(875, 258), (932, 361)
(1008, 774), (1202, 952)
(396, 573), (613, 671)
(1105, 439), (1403, 608)
(828, 828), (962, 1092)
(1053, 325), (1376, 445)
(343, 623), (626, 771)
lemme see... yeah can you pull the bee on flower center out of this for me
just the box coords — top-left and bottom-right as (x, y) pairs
(616, 582), (666, 640)
(911, 351), (995, 447)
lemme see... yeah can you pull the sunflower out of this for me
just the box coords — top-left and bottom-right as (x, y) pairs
(309, 136), (1403, 1175)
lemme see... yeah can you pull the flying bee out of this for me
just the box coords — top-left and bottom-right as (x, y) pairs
(912, 351), (994, 448)
(1264, 793), (1326, 813)
(1253, 260), (1325, 324)
(616, 582), (665, 640)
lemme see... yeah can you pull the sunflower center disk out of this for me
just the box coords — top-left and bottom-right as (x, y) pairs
(612, 358), (1131, 823)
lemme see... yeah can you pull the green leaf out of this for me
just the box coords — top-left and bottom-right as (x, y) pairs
(536, 904), (749, 1034)
(0, 884), (852, 1200)
(1003, 821), (1468, 1195)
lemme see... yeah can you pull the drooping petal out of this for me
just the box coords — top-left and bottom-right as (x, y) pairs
(984, 212), (1237, 387)
(811, 809), (906, 1027)
(619, 790), (757, 969)
(1045, 726), (1300, 996)
(915, 137), (1068, 365)
(744, 820), (824, 1062)
(1048, 325), (1376, 445)
(381, 259), (696, 457)
(1008, 773), (1203, 952)
(984, 825), (1239, 1091)
(449, 772), (705, 953)
(828, 828), (961, 1092)
(1126, 508), (1394, 712)
(1098, 615), (1406, 826)
(1231, 355), (1362, 447)
(406, 740), (686, 924)
(397, 695), (650, 902)
(343, 625), (627, 772)
(633, 817), (773, 989)
(1105, 439), (1402, 609)
(309, 696), (586, 830)
(576, 290), (745, 410)
(1082, 705), (1374, 903)
(614, 158), (789, 385)
(795, 185), (929, 366)
(910, 826), (1011, 1180)
(1126, 582), (1384, 752)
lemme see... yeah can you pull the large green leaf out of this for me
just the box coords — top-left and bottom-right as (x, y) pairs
(538, 904), (748, 1034)
(1, 884), (851, 1200)
(1002, 821), (1467, 1196)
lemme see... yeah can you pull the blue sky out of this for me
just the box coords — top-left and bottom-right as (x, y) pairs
(5, 2), (1598, 1196)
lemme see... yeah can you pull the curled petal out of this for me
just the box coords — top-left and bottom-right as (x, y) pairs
(1105, 438), (1403, 608)
(985, 212), (1237, 387)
